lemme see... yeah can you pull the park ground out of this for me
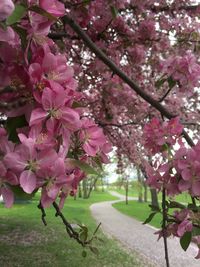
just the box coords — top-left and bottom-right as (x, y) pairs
(0, 191), (147, 267)
(0, 188), (197, 267)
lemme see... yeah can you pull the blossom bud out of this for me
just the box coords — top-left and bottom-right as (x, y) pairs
(0, 0), (15, 21)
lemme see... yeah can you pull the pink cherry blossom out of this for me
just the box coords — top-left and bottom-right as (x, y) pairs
(39, 0), (65, 17)
(79, 118), (107, 156)
(0, 0), (14, 21)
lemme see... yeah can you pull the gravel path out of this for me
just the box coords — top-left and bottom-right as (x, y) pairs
(90, 191), (199, 267)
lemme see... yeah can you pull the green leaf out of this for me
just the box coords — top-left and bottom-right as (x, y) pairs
(187, 203), (198, 212)
(89, 246), (99, 255)
(70, 160), (99, 175)
(10, 185), (37, 201)
(11, 25), (27, 50)
(155, 78), (167, 89)
(149, 204), (160, 212)
(0, 21), (7, 30)
(167, 76), (176, 89)
(79, 229), (88, 243)
(192, 226), (200, 237)
(82, 0), (91, 6)
(82, 250), (87, 258)
(6, 5), (27, 25)
(143, 212), (157, 224)
(110, 6), (118, 18)
(72, 101), (85, 108)
(180, 231), (192, 251)
(6, 115), (27, 142)
(95, 236), (104, 243)
(29, 6), (57, 21)
(168, 201), (186, 209)
(93, 156), (103, 171)
(161, 143), (169, 152)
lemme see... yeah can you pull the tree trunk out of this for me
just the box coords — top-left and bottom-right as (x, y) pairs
(87, 177), (98, 199)
(150, 188), (159, 209)
(125, 179), (129, 205)
(101, 176), (104, 192)
(82, 179), (88, 199)
(137, 167), (143, 202)
(143, 182), (148, 202)
(78, 182), (82, 198)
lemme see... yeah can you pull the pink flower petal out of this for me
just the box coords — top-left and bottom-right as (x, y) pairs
(1, 186), (14, 208)
(30, 108), (47, 126)
(20, 170), (36, 193)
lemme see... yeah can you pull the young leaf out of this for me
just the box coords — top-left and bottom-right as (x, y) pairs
(143, 212), (157, 224)
(10, 185), (37, 201)
(180, 231), (192, 251)
(0, 21), (7, 30)
(192, 226), (200, 237)
(79, 230), (88, 243)
(82, 0), (91, 6)
(89, 246), (99, 255)
(110, 6), (118, 18)
(6, 5), (27, 25)
(149, 204), (160, 212)
(29, 6), (57, 21)
(93, 156), (103, 170)
(11, 25), (27, 50)
(82, 250), (87, 258)
(70, 160), (99, 175)
(167, 76), (176, 89)
(168, 201), (186, 209)
(6, 115), (27, 142)
(155, 78), (167, 89)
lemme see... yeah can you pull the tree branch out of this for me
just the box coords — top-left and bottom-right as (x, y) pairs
(159, 87), (173, 103)
(0, 98), (27, 110)
(162, 189), (170, 267)
(48, 32), (79, 40)
(52, 201), (85, 246)
(62, 15), (195, 147)
(37, 202), (47, 226)
(98, 121), (140, 128)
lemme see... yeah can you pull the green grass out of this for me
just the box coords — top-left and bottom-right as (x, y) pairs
(110, 187), (190, 203)
(113, 200), (162, 229)
(0, 191), (145, 267)
(112, 188), (191, 229)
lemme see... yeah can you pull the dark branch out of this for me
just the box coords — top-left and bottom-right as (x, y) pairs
(37, 202), (47, 226)
(98, 121), (140, 128)
(162, 189), (170, 267)
(150, 4), (200, 13)
(0, 98), (27, 110)
(48, 32), (79, 40)
(159, 87), (173, 103)
(52, 201), (85, 246)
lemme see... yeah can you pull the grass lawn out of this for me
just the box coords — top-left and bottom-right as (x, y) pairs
(111, 187), (190, 204)
(112, 188), (191, 229)
(113, 200), (163, 229)
(0, 191), (145, 267)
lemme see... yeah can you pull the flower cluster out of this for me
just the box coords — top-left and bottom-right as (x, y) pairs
(143, 117), (183, 155)
(0, 0), (111, 208)
(162, 52), (200, 93)
(174, 143), (200, 197)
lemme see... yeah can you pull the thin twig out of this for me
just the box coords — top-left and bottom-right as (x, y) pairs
(159, 87), (173, 102)
(0, 98), (27, 110)
(162, 189), (170, 267)
(37, 202), (47, 226)
(52, 201), (85, 246)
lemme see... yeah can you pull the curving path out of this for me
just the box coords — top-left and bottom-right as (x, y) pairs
(90, 191), (199, 267)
